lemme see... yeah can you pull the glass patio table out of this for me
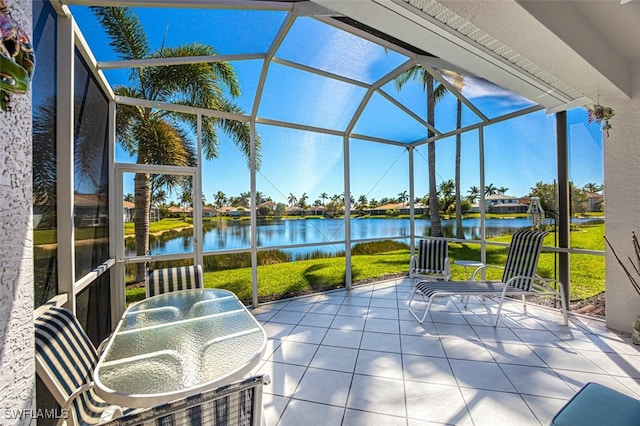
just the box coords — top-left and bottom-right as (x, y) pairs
(94, 288), (267, 408)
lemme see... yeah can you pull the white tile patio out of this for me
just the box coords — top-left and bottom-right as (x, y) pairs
(251, 277), (640, 425)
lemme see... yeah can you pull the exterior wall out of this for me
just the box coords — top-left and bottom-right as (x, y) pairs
(604, 59), (640, 333)
(0, 0), (35, 423)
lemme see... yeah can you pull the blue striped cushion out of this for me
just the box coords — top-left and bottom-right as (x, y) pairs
(146, 265), (204, 297)
(102, 375), (267, 425)
(415, 239), (448, 274)
(34, 306), (110, 425)
(501, 230), (548, 291)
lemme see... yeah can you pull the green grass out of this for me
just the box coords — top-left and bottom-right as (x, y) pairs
(125, 223), (606, 306)
(124, 218), (193, 235)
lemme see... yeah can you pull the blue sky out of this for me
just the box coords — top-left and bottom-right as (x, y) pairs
(71, 6), (603, 205)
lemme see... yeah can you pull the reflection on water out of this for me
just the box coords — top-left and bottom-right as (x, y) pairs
(127, 217), (599, 257)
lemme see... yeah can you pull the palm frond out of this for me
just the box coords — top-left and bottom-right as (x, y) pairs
(135, 116), (192, 167)
(394, 65), (425, 91)
(114, 86), (145, 154)
(91, 6), (150, 89)
(91, 6), (149, 61)
(433, 81), (448, 104)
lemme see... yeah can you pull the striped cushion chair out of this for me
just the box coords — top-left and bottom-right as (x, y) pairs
(35, 305), (123, 426)
(407, 230), (567, 326)
(409, 239), (451, 281)
(102, 375), (271, 426)
(146, 264), (204, 298)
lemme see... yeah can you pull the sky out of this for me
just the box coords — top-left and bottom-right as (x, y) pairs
(70, 6), (604, 205)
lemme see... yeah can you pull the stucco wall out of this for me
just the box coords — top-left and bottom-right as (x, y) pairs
(0, 0), (35, 423)
(604, 59), (640, 333)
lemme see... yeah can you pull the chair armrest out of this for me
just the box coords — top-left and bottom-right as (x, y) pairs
(470, 264), (503, 280)
(531, 276), (565, 297)
(60, 382), (96, 413)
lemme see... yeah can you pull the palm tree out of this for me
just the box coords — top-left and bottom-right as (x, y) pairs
(319, 192), (328, 206)
(214, 191), (226, 209)
(583, 182), (603, 193)
(288, 193), (297, 207)
(395, 66), (447, 236)
(298, 192), (308, 209)
(484, 183), (498, 196)
(438, 179), (455, 212)
(92, 7), (257, 281)
(152, 189), (167, 207)
(497, 186), (509, 195)
(124, 193), (134, 203)
(444, 70), (466, 239)
(397, 190), (409, 204)
(466, 186), (480, 204)
(179, 189), (192, 215)
(239, 191), (251, 208)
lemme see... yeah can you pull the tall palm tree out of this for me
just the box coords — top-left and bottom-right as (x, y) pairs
(298, 192), (308, 209)
(288, 193), (297, 207)
(395, 66), (447, 236)
(179, 189), (192, 215)
(92, 6), (257, 281)
(397, 190), (409, 204)
(214, 191), (226, 209)
(319, 192), (328, 206)
(443, 70), (466, 239)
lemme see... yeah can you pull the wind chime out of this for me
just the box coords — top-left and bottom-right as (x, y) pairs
(527, 196), (545, 231)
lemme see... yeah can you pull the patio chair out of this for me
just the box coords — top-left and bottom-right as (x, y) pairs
(34, 304), (125, 426)
(102, 374), (271, 426)
(407, 229), (567, 326)
(409, 239), (451, 281)
(146, 264), (204, 298)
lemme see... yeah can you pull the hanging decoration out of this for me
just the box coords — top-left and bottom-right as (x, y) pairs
(0, 0), (35, 112)
(587, 101), (615, 137)
(527, 196), (545, 231)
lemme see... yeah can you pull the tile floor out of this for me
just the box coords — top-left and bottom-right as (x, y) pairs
(250, 277), (640, 426)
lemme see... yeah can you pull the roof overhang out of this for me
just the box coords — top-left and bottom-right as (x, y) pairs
(311, 0), (636, 111)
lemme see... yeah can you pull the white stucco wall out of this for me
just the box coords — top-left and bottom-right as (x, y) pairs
(0, 0), (35, 423)
(604, 59), (640, 333)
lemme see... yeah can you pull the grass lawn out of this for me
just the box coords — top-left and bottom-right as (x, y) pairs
(124, 217), (193, 235)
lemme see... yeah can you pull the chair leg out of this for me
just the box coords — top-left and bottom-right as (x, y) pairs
(522, 294), (528, 315)
(493, 295), (506, 327)
(407, 291), (434, 324)
(559, 290), (569, 326)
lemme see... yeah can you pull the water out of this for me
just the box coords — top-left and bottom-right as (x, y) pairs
(138, 216), (601, 258)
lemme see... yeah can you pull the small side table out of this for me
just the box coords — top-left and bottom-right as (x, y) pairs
(454, 260), (484, 280)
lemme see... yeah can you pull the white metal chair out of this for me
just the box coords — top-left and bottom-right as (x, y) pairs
(407, 230), (567, 326)
(34, 304), (124, 425)
(146, 264), (204, 298)
(102, 374), (271, 426)
(409, 239), (451, 281)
